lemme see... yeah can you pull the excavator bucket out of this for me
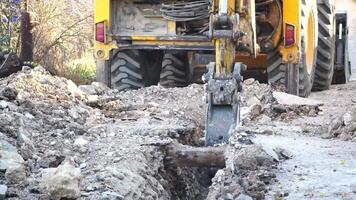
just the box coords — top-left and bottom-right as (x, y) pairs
(204, 63), (243, 146)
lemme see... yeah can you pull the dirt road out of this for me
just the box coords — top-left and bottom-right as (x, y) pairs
(260, 82), (356, 200)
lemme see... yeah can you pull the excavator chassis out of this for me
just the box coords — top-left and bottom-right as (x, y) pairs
(94, 0), (347, 146)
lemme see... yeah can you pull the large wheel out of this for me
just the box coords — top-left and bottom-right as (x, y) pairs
(159, 52), (191, 87)
(268, 3), (317, 97)
(110, 50), (162, 91)
(312, 0), (335, 91)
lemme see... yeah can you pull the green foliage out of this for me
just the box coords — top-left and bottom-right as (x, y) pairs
(0, 0), (22, 51)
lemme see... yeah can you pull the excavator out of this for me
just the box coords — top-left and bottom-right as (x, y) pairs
(94, 0), (350, 146)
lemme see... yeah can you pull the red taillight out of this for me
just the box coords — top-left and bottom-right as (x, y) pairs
(285, 24), (295, 46)
(96, 22), (106, 43)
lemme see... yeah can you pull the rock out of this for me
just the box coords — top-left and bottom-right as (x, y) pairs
(340, 133), (352, 141)
(274, 147), (293, 160)
(5, 165), (27, 184)
(79, 85), (97, 95)
(0, 140), (26, 183)
(272, 104), (287, 113)
(343, 113), (353, 126)
(233, 145), (275, 171)
(347, 122), (356, 133)
(249, 104), (262, 119)
(101, 191), (124, 200)
(41, 160), (81, 199)
(0, 87), (18, 100)
(244, 78), (256, 85)
(0, 185), (7, 199)
(38, 151), (65, 168)
(0, 101), (8, 109)
(74, 137), (88, 146)
(273, 92), (322, 106)
(91, 82), (109, 94)
(17, 127), (35, 160)
(322, 117), (343, 139)
(236, 194), (253, 200)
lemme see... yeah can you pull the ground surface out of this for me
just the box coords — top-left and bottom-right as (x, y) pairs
(259, 82), (356, 200)
(0, 67), (355, 200)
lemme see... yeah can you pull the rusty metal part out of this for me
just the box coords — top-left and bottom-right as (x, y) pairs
(164, 143), (226, 167)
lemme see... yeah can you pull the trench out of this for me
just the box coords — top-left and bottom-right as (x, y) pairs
(157, 125), (220, 199)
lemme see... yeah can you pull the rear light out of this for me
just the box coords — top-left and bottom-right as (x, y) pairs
(95, 21), (106, 43)
(285, 24), (295, 46)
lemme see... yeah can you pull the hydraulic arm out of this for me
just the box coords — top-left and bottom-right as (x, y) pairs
(203, 0), (247, 146)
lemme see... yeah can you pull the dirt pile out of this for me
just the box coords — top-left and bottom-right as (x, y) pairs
(241, 79), (322, 124)
(0, 67), (208, 199)
(206, 130), (295, 200)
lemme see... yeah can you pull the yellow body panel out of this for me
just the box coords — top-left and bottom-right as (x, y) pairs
(279, 0), (318, 64)
(94, 0), (116, 60)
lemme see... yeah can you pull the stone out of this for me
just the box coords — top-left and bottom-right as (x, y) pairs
(0, 185), (7, 199)
(347, 122), (356, 132)
(5, 165), (27, 184)
(233, 146), (275, 171)
(326, 117), (343, 138)
(339, 133), (352, 141)
(92, 82), (109, 94)
(273, 92), (323, 106)
(101, 191), (124, 200)
(343, 113), (353, 126)
(41, 160), (81, 199)
(236, 194), (253, 200)
(249, 104), (262, 119)
(74, 137), (88, 146)
(272, 104), (287, 113)
(0, 87), (18, 100)
(274, 147), (293, 160)
(17, 127), (35, 160)
(0, 101), (8, 109)
(0, 140), (26, 183)
(79, 85), (97, 95)
(244, 78), (256, 85)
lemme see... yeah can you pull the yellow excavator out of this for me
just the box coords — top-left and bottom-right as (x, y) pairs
(94, 0), (350, 146)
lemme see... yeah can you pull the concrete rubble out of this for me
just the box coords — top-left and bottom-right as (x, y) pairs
(41, 160), (81, 199)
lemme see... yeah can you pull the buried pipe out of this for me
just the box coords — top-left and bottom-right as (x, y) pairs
(163, 143), (226, 168)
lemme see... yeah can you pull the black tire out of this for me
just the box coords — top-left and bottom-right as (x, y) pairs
(267, 50), (285, 86)
(160, 52), (190, 87)
(110, 50), (162, 91)
(298, 36), (316, 97)
(312, 0), (335, 91)
(268, 3), (316, 97)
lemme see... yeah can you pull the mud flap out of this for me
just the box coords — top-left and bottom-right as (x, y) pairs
(96, 60), (111, 87)
(286, 63), (299, 96)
